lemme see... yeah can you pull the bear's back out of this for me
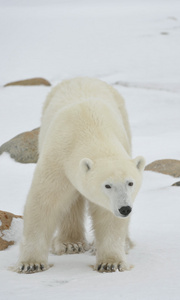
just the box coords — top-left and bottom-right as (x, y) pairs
(43, 78), (123, 114)
(39, 78), (131, 155)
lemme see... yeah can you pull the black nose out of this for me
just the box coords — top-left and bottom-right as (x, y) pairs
(119, 206), (132, 216)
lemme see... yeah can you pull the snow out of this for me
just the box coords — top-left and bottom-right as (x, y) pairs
(0, 0), (180, 299)
(1, 218), (23, 243)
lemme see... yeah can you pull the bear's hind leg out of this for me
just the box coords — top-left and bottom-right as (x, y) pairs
(52, 195), (90, 255)
(125, 235), (135, 254)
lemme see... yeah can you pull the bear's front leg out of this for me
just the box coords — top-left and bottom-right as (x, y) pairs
(17, 208), (54, 274)
(16, 187), (57, 273)
(89, 203), (132, 273)
(15, 164), (73, 274)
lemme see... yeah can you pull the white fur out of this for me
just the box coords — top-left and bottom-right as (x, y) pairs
(16, 78), (145, 273)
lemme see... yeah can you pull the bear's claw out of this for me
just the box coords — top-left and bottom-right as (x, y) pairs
(16, 263), (50, 274)
(95, 262), (127, 273)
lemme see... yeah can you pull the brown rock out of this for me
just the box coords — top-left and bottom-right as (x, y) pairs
(0, 210), (22, 250)
(0, 128), (39, 163)
(172, 181), (180, 186)
(0, 238), (14, 250)
(4, 77), (51, 87)
(145, 159), (180, 178)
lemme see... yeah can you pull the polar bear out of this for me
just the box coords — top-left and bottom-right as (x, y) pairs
(16, 77), (145, 273)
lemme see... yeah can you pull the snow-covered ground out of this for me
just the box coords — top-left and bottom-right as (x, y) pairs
(0, 1), (180, 299)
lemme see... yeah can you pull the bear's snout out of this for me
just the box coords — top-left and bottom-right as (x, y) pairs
(119, 206), (132, 217)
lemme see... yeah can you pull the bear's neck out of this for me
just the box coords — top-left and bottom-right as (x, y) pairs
(81, 134), (130, 160)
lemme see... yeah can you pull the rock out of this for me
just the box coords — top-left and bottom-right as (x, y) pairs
(0, 128), (39, 163)
(4, 77), (51, 87)
(0, 210), (22, 250)
(145, 159), (180, 178)
(172, 181), (180, 186)
(0, 237), (14, 250)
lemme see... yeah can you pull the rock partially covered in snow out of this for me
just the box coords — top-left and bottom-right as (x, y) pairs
(0, 128), (39, 164)
(145, 159), (180, 178)
(0, 211), (23, 250)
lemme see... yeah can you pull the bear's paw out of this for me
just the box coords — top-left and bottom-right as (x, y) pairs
(94, 261), (132, 273)
(51, 240), (90, 255)
(14, 262), (52, 274)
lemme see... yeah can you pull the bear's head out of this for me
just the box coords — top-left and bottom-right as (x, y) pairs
(76, 156), (145, 218)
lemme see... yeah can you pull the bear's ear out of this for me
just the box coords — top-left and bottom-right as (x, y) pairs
(80, 158), (93, 173)
(133, 156), (146, 172)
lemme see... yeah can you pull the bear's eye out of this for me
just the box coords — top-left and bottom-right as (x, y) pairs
(105, 184), (112, 189)
(128, 182), (133, 187)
